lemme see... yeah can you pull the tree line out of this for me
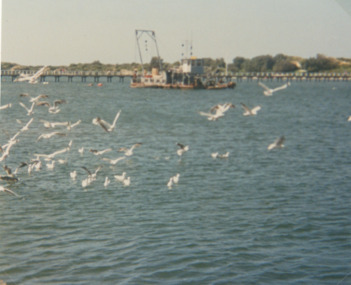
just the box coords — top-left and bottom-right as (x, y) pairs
(2, 54), (350, 74)
(228, 54), (350, 73)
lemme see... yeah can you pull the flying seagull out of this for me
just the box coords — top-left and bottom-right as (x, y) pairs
(37, 131), (66, 142)
(89, 148), (112, 156)
(258, 82), (290, 96)
(199, 102), (235, 121)
(118, 143), (142, 156)
(102, 156), (126, 165)
(177, 143), (189, 156)
(19, 101), (36, 116)
(92, 110), (121, 133)
(19, 118), (34, 133)
(268, 136), (285, 150)
(20, 93), (49, 103)
(0, 103), (12, 110)
(36, 99), (66, 114)
(0, 185), (21, 197)
(240, 103), (261, 116)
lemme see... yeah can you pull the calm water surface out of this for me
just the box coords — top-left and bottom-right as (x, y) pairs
(0, 79), (350, 284)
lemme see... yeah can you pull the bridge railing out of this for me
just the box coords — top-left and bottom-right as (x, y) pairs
(0, 70), (133, 76)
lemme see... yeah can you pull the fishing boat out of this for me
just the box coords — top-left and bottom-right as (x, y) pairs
(130, 30), (236, 90)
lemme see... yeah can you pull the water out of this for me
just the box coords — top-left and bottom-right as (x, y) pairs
(0, 79), (350, 284)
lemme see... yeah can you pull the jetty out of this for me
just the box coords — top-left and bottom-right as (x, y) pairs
(1, 70), (350, 83)
(1, 70), (131, 83)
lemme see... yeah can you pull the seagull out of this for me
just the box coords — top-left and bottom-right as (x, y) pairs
(240, 103), (261, 116)
(36, 99), (66, 114)
(118, 143), (142, 156)
(212, 152), (230, 159)
(198, 109), (225, 121)
(211, 152), (219, 159)
(37, 131), (66, 141)
(0, 185), (21, 197)
(32, 159), (42, 172)
(20, 93), (48, 103)
(14, 162), (29, 175)
(40, 120), (69, 128)
(347, 115), (351, 122)
(218, 152), (230, 158)
(114, 172), (126, 182)
(167, 177), (174, 189)
(82, 177), (93, 188)
(70, 170), (77, 180)
(20, 118), (34, 132)
(123, 176), (131, 186)
(268, 136), (285, 150)
(35, 145), (69, 161)
(19, 101), (36, 115)
(21, 159), (42, 174)
(57, 159), (67, 164)
(81, 166), (102, 188)
(199, 102), (235, 121)
(167, 173), (180, 189)
(92, 110), (121, 133)
(0, 139), (19, 162)
(2, 165), (21, 180)
(104, 177), (110, 187)
(102, 156), (126, 165)
(0, 103), (12, 110)
(46, 160), (55, 170)
(172, 173), (180, 184)
(67, 120), (81, 131)
(210, 102), (235, 113)
(177, 143), (189, 156)
(30, 94), (49, 102)
(82, 166), (102, 180)
(3, 165), (13, 176)
(89, 148), (112, 156)
(78, 147), (85, 155)
(258, 82), (290, 96)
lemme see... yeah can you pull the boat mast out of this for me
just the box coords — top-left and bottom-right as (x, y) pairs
(135, 30), (162, 74)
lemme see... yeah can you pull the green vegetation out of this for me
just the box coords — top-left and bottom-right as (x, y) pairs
(227, 54), (351, 73)
(2, 54), (351, 74)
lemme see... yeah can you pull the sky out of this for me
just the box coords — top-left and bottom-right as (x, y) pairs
(1, 0), (351, 66)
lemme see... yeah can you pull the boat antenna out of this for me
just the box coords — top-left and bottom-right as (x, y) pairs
(135, 30), (162, 73)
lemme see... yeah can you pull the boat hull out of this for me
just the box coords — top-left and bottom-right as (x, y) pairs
(130, 81), (236, 90)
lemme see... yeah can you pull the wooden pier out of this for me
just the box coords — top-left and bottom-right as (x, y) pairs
(1, 70), (132, 83)
(1, 70), (350, 83)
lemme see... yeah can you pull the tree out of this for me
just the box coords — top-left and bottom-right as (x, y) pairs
(303, 54), (338, 72)
(232, 57), (246, 70)
(242, 55), (274, 72)
(150, 56), (163, 70)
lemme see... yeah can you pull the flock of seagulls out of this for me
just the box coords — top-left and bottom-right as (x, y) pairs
(0, 91), (147, 197)
(1, 80), (347, 197)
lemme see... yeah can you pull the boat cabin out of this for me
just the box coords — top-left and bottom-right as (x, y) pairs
(181, 57), (204, 74)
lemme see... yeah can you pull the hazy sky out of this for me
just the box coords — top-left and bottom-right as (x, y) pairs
(1, 0), (351, 66)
